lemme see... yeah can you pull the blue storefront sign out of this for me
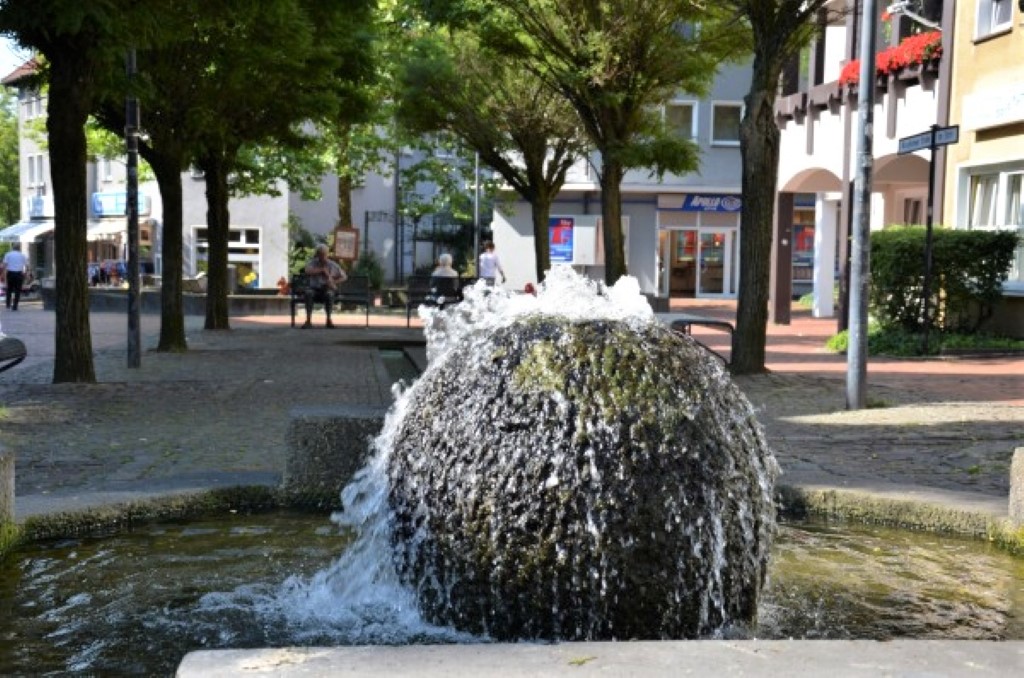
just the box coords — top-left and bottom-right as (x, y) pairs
(549, 217), (574, 263)
(678, 194), (742, 212)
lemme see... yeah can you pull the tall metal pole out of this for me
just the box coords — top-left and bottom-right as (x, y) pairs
(846, 0), (877, 410)
(473, 152), (480, 271)
(125, 49), (141, 368)
(920, 124), (938, 354)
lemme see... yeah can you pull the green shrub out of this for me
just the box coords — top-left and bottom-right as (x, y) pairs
(826, 325), (1024, 357)
(870, 226), (1019, 334)
(353, 250), (385, 289)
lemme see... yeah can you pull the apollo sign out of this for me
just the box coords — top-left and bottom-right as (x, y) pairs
(651, 195), (741, 214)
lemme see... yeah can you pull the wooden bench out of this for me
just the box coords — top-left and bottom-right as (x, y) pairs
(290, 273), (372, 327)
(405, 275), (466, 327)
(657, 312), (735, 365)
(0, 336), (26, 374)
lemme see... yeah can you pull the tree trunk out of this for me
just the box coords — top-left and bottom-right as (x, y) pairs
(337, 173), (354, 229)
(598, 159), (626, 286)
(47, 52), (95, 383)
(146, 148), (187, 351)
(732, 68), (781, 375)
(201, 153), (231, 330)
(336, 128), (353, 228)
(530, 195), (553, 282)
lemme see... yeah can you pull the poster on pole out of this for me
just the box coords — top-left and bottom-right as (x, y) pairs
(333, 227), (359, 262)
(549, 217), (574, 263)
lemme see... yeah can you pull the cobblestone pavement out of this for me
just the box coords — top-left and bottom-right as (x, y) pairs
(0, 299), (1021, 517)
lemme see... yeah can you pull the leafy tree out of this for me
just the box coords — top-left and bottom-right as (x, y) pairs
(465, 0), (736, 286)
(0, 87), (19, 226)
(187, 0), (377, 330)
(396, 29), (588, 281)
(720, 0), (837, 374)
(0, 0), (168, 382)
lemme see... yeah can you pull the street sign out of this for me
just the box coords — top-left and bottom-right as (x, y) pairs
(898, 124), (959, 155)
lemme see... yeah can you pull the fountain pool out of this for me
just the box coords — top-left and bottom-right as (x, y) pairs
(1, 511), (1023, 675)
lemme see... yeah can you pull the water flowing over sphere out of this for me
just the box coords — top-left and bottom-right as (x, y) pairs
(386, 283), (778, 641)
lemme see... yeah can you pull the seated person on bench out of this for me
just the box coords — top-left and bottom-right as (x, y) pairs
(302, 244), (347, 328)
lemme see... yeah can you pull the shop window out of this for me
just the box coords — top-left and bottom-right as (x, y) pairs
(975, 0), (1013, 40)
(674, 230), (697, 262)
(711, 102), (742, 146)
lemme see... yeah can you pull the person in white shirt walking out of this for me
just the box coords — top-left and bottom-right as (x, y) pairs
(478, 241), (505, 286)
(1, 243), (28, 311)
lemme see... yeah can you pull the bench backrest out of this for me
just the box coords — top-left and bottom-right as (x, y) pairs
(430, 276), (460, 299)
(406, 275), (434, 303)
(335, 275), (370, 303)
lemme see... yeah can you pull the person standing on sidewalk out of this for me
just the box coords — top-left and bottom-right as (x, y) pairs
(1, 243), (28, 311)
(478, 241), (505, 286)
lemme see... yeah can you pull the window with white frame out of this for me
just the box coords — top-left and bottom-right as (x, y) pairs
(665, 101), (696, 140)
(975, 0), (1013, 40)
(711, 102), (742, 145)
(968, 169), (1024, 288)
(27, 154), (44, 187)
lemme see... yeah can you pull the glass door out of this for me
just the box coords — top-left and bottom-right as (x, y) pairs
(697, 229), (736, 297)
(698, 231), (725, 294)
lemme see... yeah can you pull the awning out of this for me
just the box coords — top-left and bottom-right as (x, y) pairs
(87, 220), (126, 242)
(0, 220), (54, 243)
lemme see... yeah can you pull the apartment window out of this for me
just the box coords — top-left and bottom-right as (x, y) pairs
(101, 158), (114, 182)
(975, 0), (1013, 39)
(24, 95), (43, 119)
(27, 154), (44, 187)
(665, 101), (696, 140)
(711, 102), (742, 146)
(968, 170), (1024, 287)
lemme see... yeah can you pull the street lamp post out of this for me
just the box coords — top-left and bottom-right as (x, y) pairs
(847, 0), (878, 410)
(125, 49), (141, 369)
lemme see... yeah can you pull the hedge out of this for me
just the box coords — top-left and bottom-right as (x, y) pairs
(869, 226), (1019, 333)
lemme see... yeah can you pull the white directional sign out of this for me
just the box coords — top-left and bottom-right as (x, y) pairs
(898, 125), (959, 155)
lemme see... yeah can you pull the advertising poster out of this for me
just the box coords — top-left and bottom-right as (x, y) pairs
(549, 217), (574, 263)
(333, 227), (359, 261)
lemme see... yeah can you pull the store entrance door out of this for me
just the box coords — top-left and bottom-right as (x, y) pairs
(697, 229), (736, 296)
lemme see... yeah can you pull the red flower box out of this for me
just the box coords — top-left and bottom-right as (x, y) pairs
(838, 31), (942, 86)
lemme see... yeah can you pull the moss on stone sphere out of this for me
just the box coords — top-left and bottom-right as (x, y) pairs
(387, 317), (777, 640)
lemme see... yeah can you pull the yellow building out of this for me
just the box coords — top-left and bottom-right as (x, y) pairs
(944, 0), (1024, 336)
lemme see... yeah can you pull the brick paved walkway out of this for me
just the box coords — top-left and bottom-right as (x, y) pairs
(0, 297), (1020, 519)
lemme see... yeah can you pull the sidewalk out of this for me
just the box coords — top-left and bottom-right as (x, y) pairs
(0, 298), (1021, 524)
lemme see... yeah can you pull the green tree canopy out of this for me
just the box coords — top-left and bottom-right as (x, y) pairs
(396, 27), (589, 281)
(0, 87), (19, 227)
(450, 0), (741, 285)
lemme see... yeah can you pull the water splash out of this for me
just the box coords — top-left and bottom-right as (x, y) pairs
(265, 265), (775, 642)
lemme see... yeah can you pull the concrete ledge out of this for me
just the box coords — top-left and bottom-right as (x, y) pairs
(778, 482), (1024, 555)
(42, 287), (293, 316)
(177, 640), (1024, 677)
(282, 404), (388, 500)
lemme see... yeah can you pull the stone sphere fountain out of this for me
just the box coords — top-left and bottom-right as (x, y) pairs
(383, 269), (778, 641)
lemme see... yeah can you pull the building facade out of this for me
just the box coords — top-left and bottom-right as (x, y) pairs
(942, 0), (1024, 335)
(491, 61), (751, 299)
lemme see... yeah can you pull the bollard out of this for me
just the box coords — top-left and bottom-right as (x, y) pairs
(0, 445), (13, 525)
(1010, 447), (1024, 525)
(0, 445), (18, 557)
